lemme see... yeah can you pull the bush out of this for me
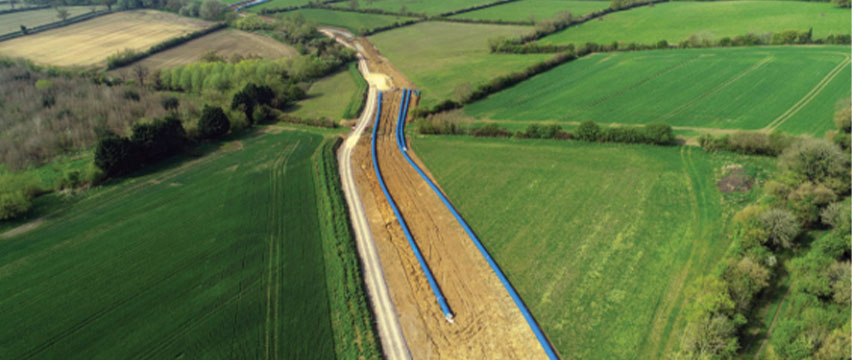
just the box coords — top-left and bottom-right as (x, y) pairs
(94, 133), (137, 177)
(471, 123), (511, 138)
(575, 120), (601, 142)
(779, 138), (848, 189)
(123, 89), (140, 101)
(0, 174), (40, 221)
(198, 105), (230, 139)
(759, 208), (801, 249)
(161, 96), (179, 111)
(642, 123), (675, 145)
(130, 115), (187, 165)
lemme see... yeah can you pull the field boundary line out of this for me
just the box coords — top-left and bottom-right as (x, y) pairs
(764, 54), (850, 131)
(661, 56), (773, 121)
(586, 54), (705, 110)
(396, 88), (559, 359)
(0, 9), (113, 42)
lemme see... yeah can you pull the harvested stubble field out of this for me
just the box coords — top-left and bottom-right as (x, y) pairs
(464, 46), (851, 136)
(0, 5), (106, 35)
(413, 135), (775, 359)
(331, 0), (488, 15)
(0, 10), (210, 67)
(450, 0), (608, 23)
(540, 1), (851, 45)
(0, 129), (368, 359)
(116, 29), (297, 71)
(266, 8), (417, 34)
(368, 21), (551, 108)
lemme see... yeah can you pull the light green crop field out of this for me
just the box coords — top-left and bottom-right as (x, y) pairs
(241, 0), (308, 9)
(464, 46), (851, 136)
(369, 21), (551, 108)
(331, 0), (487, 15)
(265, 8), (416, 34)
(289, 63), (363, 121)
(414, 135), (775, 359)
(450, 0), (608, 23)
(0, 6), (106, 35)
(540, 1), (851, 45)
(0, 129), (376, 359)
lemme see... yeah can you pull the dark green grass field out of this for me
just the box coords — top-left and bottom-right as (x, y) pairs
(0, 129), (375, 359)
(540, 1), (851, 45)
(450, 0), (608, 23)
(252, 8), (416, 33)
(414, 135), (774, 359)
(368, 21), (551, 108)
(330, 0), (486, 15)
(463, 46), (851, 136)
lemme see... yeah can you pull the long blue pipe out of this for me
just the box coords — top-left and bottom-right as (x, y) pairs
(396, 89), (559, 359)
(371, 91), (455, 322)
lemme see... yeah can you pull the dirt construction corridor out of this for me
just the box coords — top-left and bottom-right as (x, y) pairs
(351, 90), (548, 358)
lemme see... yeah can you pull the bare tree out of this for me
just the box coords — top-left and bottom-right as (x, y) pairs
(132, 64), (149, 86)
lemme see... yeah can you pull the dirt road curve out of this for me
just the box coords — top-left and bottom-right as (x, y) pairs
(326, 29), (412, 360)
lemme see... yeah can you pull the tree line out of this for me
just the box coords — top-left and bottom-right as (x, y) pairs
(675, 111), (850, 359)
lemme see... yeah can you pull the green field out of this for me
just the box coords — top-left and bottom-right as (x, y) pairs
(540, 1), (851, 45)
(331, 0), (489, 15)
(242, 0), (308, 10)
(463, 46), (851, 136)
(289, 63), (365, 121)
(265, 8), (416, 34)
(0, 6), (106, 35)
(450, 0), (608, 23)
(414, 135), (774, 359)
(0, 129), (376, 359)
(368, 21), (550, 108)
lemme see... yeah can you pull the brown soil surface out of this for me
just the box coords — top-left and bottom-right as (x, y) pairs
(717, 165), (753, 193)
(350, 89), (547, 359)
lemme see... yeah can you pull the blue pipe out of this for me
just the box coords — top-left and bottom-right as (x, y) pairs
(396, 89), (559, 359)
(399, 89), (411, 150)
(371, 91), (455, 322)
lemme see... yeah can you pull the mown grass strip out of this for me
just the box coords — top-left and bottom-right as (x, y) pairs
(314, 136), (382, 359)
(342, 62), (368, 119)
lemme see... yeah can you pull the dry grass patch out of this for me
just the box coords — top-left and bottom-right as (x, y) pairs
(117, 29), (298, 71)
(0, 10), (211, 67)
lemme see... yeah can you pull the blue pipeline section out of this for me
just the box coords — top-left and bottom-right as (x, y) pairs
(370, 91), (455, 322)
(396, 89), (559, 360)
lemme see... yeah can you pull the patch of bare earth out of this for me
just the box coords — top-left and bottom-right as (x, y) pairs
(717, 165), (753, 193)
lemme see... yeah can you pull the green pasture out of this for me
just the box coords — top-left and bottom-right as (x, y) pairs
(414, 135), (774, 359)
(330, 0), (488, 15)
(464, 46), (851, 136)
(368, 21), (550, 108)
(288, 62), (365, 121)
(450, 0), (608, 23)
(0, 6), (106, 35)
(242, 0), (308, 10)
(252, 7), (416, 33)
(0, 129), (376, 359)
(540, 1), (851, 45)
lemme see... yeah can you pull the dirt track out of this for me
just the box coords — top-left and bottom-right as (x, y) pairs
(352, 90), (547, 359)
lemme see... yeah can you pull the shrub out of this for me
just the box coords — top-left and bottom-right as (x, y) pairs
(0, 174), (40, 221)
(575, 120), (601, 142)
(642, 123), (675, 145)
(471, 123), (511, 138)
(161, 96), (179, 111)
(759, 208), (801, 249)
(94, 133), (137, 177)
(198, 105), (230, 139)
(130, 115), (187, 164)
(123, 89), (140, 101)
(820, 202), (851, 231)
(779, 138), (848, 189)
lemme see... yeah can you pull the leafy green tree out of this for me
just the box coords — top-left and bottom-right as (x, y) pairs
(643, 123), (675, 145)
(198, 105), (230, 139)
(779, 138), (848, 191)
(56, 7), (70, 22)
(759, 208), (800, 249)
